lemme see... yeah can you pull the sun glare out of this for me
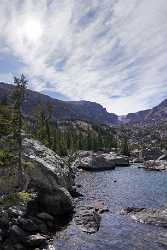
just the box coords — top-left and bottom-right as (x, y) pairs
(21, 18), (43, 44)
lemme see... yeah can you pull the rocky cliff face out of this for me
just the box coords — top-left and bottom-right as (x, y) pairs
(0, 82), (118, 125)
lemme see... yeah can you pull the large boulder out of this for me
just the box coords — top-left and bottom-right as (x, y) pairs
(27, 186), (73, 216)
(0, 138), (74, 216)
(0, 138), (75, 195)
(23, 138), (74, 216)
(74, 151), (129, 171)
(23, 138), (74, 192)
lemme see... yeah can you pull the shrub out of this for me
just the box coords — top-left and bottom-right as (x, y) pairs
(0, 192), (32, 206)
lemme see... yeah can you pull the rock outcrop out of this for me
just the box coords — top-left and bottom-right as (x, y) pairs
(144, 160), (167, 171)
(121, 207), (167, 227)
(0, 138), (75, 249)
(74, 151), (129, 171)
(23, 138), (75, 192)
(0, 137), (74, 208)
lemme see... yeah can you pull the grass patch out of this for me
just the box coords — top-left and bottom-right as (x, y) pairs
(0, 149), (14, 167)
(0, 192), (32, 207)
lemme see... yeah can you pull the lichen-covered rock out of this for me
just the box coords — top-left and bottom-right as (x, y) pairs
(0, 138), (75, 195)
(23, 138), (74, 191)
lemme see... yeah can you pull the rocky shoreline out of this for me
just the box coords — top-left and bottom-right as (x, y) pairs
(0, 138), (130, 249)
(1, 137), (167, 249)
(0, 201), (73, 250)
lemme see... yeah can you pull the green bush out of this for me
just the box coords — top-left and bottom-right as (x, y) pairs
(0, 192), (32, 206)
(0, 149), (14, 167)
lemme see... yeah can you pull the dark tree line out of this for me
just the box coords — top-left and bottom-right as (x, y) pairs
(28, 110), (118, 156)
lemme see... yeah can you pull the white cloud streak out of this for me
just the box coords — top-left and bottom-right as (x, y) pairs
(0, 0), (167, 114)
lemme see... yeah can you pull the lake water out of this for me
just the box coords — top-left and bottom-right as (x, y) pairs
(52, 166), (167, 250)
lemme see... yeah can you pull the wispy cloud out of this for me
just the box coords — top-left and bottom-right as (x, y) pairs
(0, 0), (167, 115)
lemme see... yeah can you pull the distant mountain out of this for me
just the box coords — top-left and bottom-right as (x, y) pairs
(0, 82), (167, 125)
(123, 99), (167, 124)
(0, 82), (118, 125)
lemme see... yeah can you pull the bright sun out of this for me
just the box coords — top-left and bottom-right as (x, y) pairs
(21, 18), (43, 44)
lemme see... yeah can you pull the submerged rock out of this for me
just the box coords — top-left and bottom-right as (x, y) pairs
(94, 201), (109, 214)
(74, 206), (101, 233)
(131, 208), (167, 227)
(120, 207), (145, 215)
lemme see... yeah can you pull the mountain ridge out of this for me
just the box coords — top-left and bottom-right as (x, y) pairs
(0, 82), (167, 125)
(0, 82), (118, 125)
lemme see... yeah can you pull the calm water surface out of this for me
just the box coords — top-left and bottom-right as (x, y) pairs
(52, 166), (167, 250)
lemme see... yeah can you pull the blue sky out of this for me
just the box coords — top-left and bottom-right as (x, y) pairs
(0, 0), (167, 115)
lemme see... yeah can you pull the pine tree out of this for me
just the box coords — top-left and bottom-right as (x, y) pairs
(121, 136), (130, 156)
(45, 101), (53, 148)
(12, 74), (28, 190)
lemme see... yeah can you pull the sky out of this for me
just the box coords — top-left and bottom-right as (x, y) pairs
(0, 0), (167, 115)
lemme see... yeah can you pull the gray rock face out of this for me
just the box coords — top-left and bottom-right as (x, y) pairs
(22, 138), (74, 216)
(0, 138), (75, 195)
(75, 151), (129, 171)
(23, 138), (74, 191)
